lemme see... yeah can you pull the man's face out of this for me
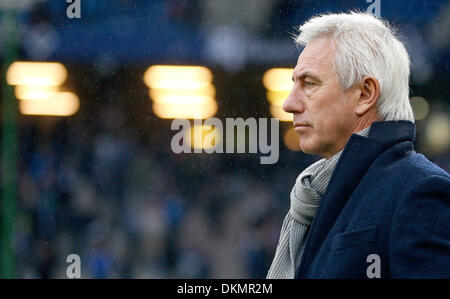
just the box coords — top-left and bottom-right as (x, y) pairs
(283, 38), (360, 158)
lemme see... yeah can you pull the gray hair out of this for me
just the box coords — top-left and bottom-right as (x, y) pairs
(295, 12), (414, 122)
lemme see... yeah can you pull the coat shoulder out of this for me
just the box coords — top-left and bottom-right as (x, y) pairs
(368, 150), (449, 191)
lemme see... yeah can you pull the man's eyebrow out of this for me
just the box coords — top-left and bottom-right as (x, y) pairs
(292, 71), (321, 82)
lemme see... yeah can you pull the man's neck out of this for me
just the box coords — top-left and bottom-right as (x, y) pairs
(352, 110), (380, 133)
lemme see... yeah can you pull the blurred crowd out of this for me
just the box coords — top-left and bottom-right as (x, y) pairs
(15, 97), (317, 278)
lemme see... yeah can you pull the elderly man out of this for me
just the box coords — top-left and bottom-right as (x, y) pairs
(267, 12), (450, 279)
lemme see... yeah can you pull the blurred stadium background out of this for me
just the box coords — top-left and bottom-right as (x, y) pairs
(0, 0), (449, 278)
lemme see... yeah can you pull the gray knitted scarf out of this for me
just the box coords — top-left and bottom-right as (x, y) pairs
(267, 127), (371, 279)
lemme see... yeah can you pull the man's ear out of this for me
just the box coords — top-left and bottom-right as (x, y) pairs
(355, 76), (380, 116)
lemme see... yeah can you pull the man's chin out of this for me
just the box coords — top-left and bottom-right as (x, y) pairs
(299, 144), (314, 156)
(299, 142), (325, 158)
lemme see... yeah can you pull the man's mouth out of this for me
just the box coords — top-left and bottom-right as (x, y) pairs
(293, 122), (310, 133)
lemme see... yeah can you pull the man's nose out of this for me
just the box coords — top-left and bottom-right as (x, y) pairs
(282, 88), (305, 114)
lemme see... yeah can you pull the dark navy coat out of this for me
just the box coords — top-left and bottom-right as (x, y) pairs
(295, 120), (450, 278)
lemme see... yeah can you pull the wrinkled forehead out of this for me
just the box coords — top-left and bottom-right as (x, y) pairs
(294, 38), (336, 75)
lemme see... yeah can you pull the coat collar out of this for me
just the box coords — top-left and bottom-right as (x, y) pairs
(367, 120), (415, 147)
(296, 120), (416, 278)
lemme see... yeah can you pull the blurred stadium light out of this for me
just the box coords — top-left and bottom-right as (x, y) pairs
(150, 86), (216, 101)
(263, 68), (294, 92)
(426, 113), (450, 155)
(19, 92), (80, 116)
(7, 61), (67, 86)
(143, 65), (218, 119)
(187, 125), (222, 150)
(15, 85), (58, 100)
(6, 61), (79, 116)
(270, 105), (293, 122)
(266, 90), (290, 106)
(152, 101), (218, 120)
(143, 65), (213, 90)
(410, 96), (430, 121)
(263, 68), (293, 122)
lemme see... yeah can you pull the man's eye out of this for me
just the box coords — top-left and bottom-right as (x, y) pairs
(304, 81), (316, 87)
